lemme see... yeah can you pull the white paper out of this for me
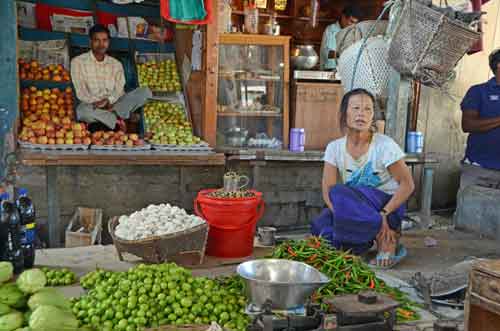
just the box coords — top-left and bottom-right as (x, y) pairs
(17, 1), (37, 29)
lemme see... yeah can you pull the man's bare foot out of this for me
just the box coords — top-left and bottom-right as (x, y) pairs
(116, 118), (127, 133)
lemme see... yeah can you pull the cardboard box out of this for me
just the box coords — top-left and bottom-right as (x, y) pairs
(65, 207), (103, 248)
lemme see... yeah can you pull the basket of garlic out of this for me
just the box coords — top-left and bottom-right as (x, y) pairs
(109, 204), (209, 264)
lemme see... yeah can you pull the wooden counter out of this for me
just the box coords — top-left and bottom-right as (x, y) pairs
(291, 81), (344, 150)
(18, 150), (226, 167)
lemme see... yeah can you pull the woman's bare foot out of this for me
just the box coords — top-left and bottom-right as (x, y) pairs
(370, 230), (399, 267)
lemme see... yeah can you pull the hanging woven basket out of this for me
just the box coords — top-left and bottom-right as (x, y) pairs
(388, 0), (481, 87)
(338, 36), (392, 101)
(335, 20), (389, 58)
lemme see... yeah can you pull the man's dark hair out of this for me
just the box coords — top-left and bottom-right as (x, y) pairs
(342, 5), (363, 19)
(89, 24), (110, 39)
(489, 49), (500, 73)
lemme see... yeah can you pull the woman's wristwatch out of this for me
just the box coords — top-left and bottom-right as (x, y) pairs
(380, 208), (389, 216)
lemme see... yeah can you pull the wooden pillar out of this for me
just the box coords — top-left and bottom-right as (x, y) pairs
(202, 0), (219, 146)
(385, 70), (410, 149)
(0, 1), (18, 182)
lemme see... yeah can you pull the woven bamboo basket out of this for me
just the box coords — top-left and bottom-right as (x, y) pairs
(146, 324), (224, 331)
(146, 324), (228, 331)
(336, 20), (388, 57)
(388, 0), (481, 87)
(109, 217), (209, 264)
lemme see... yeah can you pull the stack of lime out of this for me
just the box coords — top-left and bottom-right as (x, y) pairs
(73, 264), (250, 331)
(41, 267), (77, 286)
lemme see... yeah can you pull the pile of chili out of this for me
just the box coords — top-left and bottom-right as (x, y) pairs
(270, 237), (420, 322)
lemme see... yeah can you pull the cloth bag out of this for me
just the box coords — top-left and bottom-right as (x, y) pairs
(311, 184), (405, 254)
(160, 0), (213, 25)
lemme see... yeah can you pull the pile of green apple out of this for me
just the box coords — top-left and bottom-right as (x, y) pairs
(144, 101), (202, 146)
(137, 59), (181, 92)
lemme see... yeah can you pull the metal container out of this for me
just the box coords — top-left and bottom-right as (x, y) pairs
(406, 131), (424, 154)
(225, 127), (248, 147)
(291, 45), (319, 70)
(237, 259), (330, 309)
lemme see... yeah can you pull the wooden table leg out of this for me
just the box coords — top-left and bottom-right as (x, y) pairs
(46, 166), (60, 248)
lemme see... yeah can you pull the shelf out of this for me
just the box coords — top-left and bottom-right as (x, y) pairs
(21, 0), (159, 18)
(20, 80), (73, 90)
(18, 27), (174, 53)
(294, 17), (337, 23)
(218, 111), (282, 117)
(230, 11), (335, 23)
(219, 75), (282, 82)
(231, 10), (293, 19)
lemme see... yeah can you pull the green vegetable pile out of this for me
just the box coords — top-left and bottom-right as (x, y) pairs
(0, 262), (79, 331)
(270, 237), (420, 322)
(74, 263), (250, 331)
(41, 267), (77, 286)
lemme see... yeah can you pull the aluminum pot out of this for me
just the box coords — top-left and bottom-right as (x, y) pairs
(237, 259), (330, 309)
(291, 45), (319, 70)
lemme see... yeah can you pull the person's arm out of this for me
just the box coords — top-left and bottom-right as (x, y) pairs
(383, 159), (415, 214)
(322, 162), (338, 211)
(70, 59), (94, 104)
(108, 62), (126, 105)
(462, 110), (500, 133)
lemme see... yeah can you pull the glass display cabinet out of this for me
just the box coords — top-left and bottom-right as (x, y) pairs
(216, 34), (290, 150)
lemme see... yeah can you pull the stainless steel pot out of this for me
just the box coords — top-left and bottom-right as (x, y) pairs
(237, 259), (330, 309)
(291, 45), (319, 70)
(225, 127), (248, 147)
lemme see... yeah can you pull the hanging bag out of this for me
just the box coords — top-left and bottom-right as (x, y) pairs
(160, 0), (213, 25)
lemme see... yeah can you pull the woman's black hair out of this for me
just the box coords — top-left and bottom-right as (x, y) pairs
(489, 49), (500, 73)
(339, 88), (377, 130)
(89, 24), (110, 39)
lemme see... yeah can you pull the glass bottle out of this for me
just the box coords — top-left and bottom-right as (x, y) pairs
(244, 0), (259, 34)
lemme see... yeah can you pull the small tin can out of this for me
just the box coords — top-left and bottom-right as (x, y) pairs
(289, 128), (305, 152)
(406, 131), (424, 154)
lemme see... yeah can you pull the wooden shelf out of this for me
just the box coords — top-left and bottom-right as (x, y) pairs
(219, 75), (282, 82)
(294, 17), (337, 23)
(218, 111), (282, 118)
(231, 10), (293, 19)
(18, 149), (225, 166)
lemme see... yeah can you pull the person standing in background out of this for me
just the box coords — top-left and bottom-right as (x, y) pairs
(319, 5), (362, 70)
(459, 48), (500, 190)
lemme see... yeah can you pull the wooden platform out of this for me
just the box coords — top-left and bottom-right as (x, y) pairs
(18, 149), (226, 167)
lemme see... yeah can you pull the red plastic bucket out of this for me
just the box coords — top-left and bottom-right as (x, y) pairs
(195, 191), (265, 258)
(196, 189), (263, 228)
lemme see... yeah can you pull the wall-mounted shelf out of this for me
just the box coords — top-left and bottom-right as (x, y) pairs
(19, 27), (174, 53)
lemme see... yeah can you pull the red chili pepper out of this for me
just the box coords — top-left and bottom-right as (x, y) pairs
(308, 254), (318, 262)
(287, 246), (297, 257)
(369, 279), (375, 289)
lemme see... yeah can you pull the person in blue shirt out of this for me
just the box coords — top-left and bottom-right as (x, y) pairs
(460, 49), (500, 190)
(320, 5), (362, 70)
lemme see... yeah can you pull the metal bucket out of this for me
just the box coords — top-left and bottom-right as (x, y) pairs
(237, 259), (330, 309)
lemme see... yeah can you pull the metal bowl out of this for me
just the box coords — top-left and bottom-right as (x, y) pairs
(237, 259), (330, 309)
(291, 45), (319, 70)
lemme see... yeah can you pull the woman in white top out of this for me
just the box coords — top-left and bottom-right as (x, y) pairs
(312, 88), (414, 268)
